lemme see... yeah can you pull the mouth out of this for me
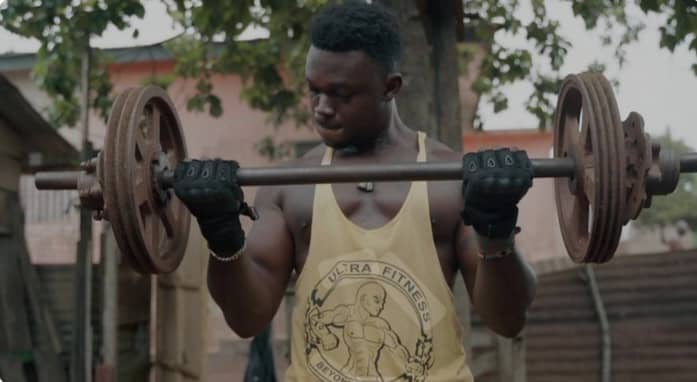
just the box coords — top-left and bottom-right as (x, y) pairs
(316, 121), (342, 131)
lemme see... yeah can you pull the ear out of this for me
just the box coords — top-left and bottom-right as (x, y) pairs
(383, 73), (402, 101)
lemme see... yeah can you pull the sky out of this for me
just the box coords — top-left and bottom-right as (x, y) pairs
(1, 0), (695, 147)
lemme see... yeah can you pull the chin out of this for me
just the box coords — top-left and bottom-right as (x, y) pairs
(317, 131), (351, 150)
(323, 139), (353, 150)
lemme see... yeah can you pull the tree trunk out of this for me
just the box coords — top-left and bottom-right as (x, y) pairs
(429, 0), (463, 150)
(377, 0), (436, 138)
(377, 0), (463, 151)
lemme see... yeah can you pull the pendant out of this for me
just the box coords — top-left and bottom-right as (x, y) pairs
(356, 182), (375, 192)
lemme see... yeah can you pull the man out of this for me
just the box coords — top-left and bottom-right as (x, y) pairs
(174, 2), (536, 381)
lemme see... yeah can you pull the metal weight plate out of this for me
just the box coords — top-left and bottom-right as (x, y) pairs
(553, 72), (626, 263)
(112, 88), (161, 273)
(622, 112), (651, 223)
(111, 86), (191, 274)
(586, 73), (626, 263)
(103, 88), (151, 274)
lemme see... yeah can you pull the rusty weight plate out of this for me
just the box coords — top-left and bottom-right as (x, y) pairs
(112, 86), (191, 274)
(103, 88), (151, 273)
(553, 72), (626, 263)
(622, 112), (651, 223)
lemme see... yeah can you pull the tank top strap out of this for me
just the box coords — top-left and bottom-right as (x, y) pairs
(416, 131), (427, 162)
(321, 145), (334, 166)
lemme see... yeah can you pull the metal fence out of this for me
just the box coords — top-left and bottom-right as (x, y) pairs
(19, 175), (77, 223)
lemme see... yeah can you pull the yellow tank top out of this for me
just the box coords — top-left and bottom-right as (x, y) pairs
(285, 132), (474, 382)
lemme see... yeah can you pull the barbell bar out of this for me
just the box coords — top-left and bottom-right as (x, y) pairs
(35, 155), (697, 189)
(32, 72), (697, 274)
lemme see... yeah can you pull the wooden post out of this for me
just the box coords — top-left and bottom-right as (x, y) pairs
(497, 335), (526, 382)
(98, 226), (118, 382)
(585, 264), (611, 382)
(0, 197), (32, 382)
(429, 0), (463, 150)
(71, 46), (93, 382)
(497, 336), (513, 382)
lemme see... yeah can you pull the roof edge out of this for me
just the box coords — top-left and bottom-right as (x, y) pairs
(0, 75), (79, 170)
(0, 37), (258, 72)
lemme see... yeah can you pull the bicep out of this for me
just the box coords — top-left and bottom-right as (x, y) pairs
(454, 222), (478, 302)
(245, 186), (295, 308)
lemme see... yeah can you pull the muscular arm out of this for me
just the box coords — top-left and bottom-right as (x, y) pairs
(315, 305), (351, 327)
(207, 186), (294, 338)
(382, 328), (410, 362)
(456, 224), (537, 338)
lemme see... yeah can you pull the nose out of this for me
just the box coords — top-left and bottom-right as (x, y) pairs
(314, 94), (335, 119)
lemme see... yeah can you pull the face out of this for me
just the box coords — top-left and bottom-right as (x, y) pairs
(305, 46), (399, 150)
(360, 286), (386, 317)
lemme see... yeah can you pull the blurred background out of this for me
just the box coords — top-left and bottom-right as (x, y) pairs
(1, 0), (696, 381)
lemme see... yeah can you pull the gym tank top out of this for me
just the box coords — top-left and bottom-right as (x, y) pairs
(285, 132), (474, 382)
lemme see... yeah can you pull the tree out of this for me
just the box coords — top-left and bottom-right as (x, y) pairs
(0, 0), (146, 126)
(1, 0), (696, 151)
(634, 131), (697, 229)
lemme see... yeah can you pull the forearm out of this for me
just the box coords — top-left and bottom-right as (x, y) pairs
(207, 252), (278, 338)
(472, 236), (537, 337)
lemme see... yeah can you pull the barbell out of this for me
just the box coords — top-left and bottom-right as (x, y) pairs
(34, 72), (697, 274)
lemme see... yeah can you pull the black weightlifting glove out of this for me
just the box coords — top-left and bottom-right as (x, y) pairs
(174, 159), (255, 255)
(461, 148), (533, 239)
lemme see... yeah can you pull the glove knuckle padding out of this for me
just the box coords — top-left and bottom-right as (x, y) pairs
(172, 159), (246, 254)
(497, 148), (516, 168)
(461, 148), (533, 238)
(481, 150), (499, 169)
(200, 161), (214, 179)
(463, 152), (480, 174)
(187, 160), (202, 178)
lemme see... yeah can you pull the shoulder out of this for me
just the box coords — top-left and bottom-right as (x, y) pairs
(280, 141), (327, 167)
(253, 142), (327, 205)
(424, 135), (462, 162)
(421, 135), (465, 219)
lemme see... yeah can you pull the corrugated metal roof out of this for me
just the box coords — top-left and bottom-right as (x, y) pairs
(525, 250), (697, 381)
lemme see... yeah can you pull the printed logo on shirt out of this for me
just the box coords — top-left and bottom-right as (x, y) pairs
(304, 260), (434, 382)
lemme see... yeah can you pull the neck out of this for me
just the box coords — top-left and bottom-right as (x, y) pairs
(336, 103), (410, 156)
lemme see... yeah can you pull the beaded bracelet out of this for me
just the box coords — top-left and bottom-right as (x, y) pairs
(209, 242), (246, 262)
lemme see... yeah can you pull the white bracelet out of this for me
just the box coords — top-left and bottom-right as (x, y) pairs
(209, 242), (246, 262)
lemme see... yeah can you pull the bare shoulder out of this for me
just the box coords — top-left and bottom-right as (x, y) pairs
(424, 136), (462, 162)
(422, 135), (465, 218)
(252, 142), (326, 206)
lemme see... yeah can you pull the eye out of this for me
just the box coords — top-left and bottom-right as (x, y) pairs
(334, 91), (352, 103)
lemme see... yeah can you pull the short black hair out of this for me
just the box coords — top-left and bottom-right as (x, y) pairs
(310, 1), (401, 73)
